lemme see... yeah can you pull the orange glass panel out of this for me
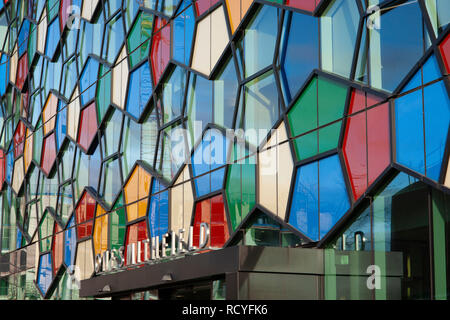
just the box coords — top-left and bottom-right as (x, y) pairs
(52, 224), (64, 276)
(225, 0), (253, 33)
(93, 205), (108, 256)
(125, 166), (152, 222)
(43, 93), (58, 135)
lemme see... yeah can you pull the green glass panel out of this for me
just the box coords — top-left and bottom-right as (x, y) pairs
(96, 64), (112, 124)
(47, 0), (60, 22)
(58, 182), (73, 225)
(318, 121), (341, 153)
(288, 77), (318, 136)
(128, 12), (153, 68)
(431, 189), (449, 300)
(226, 143), (256, 231)
(110, 194), (126, 251)
(33, 119), (43, 163)
(318, 77), (347, 126)
(39, 211), (54, 253)
(293, 131), (318, 161)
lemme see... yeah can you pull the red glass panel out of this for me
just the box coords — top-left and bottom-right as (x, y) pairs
(52, 224), (64, 275)
(193, 194), (229, 248)
(367, 103), (390, 186)
(366, 93), (383, 108)
(343, 112), (367, 201)
(13, 121), (26, 158)
(0, 150), (5, 188)
(440, 33), (450, 74)
(210, 195), (229, 247)
(59, 0), (72, 31)
(348, 89), (366, 115)
(77, 102), (98, 152)
(41, 133), (57, 176)
(195, 0), (220, 16)
(16, 53), (28, 90)
(285, 0), (319, 12)
(21, 91), (29, 118)
(76, 191), (96, 239)
(151, 18), (171, 86)
(124, 221), (149, 265)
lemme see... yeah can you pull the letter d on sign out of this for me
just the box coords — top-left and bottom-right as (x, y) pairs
(366, 265), (381, 290)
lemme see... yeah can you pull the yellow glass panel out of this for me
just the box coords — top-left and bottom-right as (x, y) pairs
(10, 44), (17, 84)
(24, 128), (33, 173)
(258, 122), (293, 220)
(170, 166), (193, 233)
(277, 141), (293, 221)
(210, 7), (229, 72)
(94, 205), (108, 256)
(12, 158), (24, 194)
(191, 12), (211, 75)
(259, 145), (277, 214)
(112, 47), (128, 109)
(43, 93), (58, 135)
(76, 239), (94, 280)
(37, 9), (47, 54)
(67, 87), (80, 141)
(125, 166), (152, 222)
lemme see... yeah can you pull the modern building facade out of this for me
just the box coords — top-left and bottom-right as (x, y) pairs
(0, 0), (449, 300)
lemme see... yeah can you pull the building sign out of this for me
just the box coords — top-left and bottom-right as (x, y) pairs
(94, 223), (210, 274)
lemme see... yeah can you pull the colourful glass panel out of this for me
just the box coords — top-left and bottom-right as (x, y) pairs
(75, 191), (96, 240)
(193, 194), (229, 248)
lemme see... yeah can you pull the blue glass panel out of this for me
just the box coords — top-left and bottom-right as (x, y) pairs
(148, 180), (169, 239)
(401, 69), (421, 93)
(423, 55), (441, 84)
(395, 89), (425, 175)
(186, 73), (213, 144)
(191, 130), (229, 197)
(0, 54), (9, 96)
(64, 217), (76, 273)
(56, 101), (67, 151)
(238, 5), (279, 78)
(102, 13), (124, 64)
(16, 229), (22, 249)
(37, 253), (53, 295)
(18, 19), (30, 57)
(194, 174), (212, 198)
(6, 145), (13, 184)
(45, 18), (60, 58)
(318, 155), (350, 239)
(424, 81), (450, 181)
(173, 6), (195, 66)
(79, 57), (100, 106)
(280, 11), (318, 103)
(379, 1), (424, 92)
(289, 162), (319, 241)
(126, 62), (152, 119)
(210, 167), (225, 192)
